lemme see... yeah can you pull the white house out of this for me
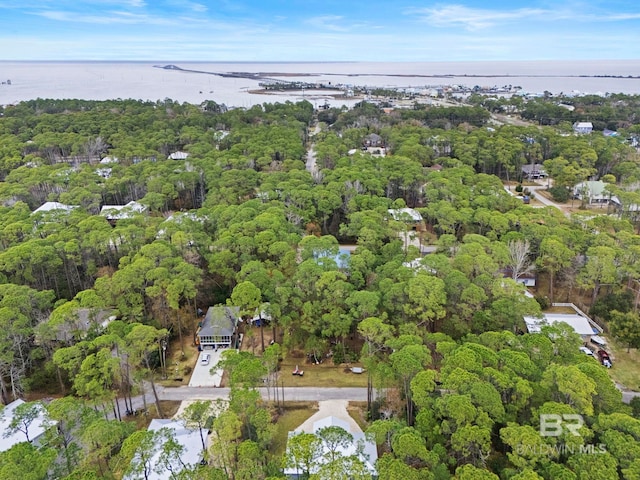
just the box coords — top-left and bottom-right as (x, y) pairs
(168, 151), (189, 160)
(521, 164), (547, 179)
(523, 313), (597, 339)
(125, 418), (206, 480)
(388, 208), (423, 223)
(283, 415), (377, 479)
(31, 201), (76, 216)
(573, 122), (593, 134)
(0, 399), (53, 452)
(573, 181), (618, 205)
(100, 201), (147, 221)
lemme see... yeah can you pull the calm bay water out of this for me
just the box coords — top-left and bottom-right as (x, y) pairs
(1, 60), (640, 108)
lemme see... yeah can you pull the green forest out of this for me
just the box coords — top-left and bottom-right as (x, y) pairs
(1, 95), (640, 479)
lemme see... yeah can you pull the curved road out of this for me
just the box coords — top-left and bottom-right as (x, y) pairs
(527, 184), (571, 218)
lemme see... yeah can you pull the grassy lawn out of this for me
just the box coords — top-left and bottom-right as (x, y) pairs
(347, 401), (369, 431)
(270, 402), (318, 457)
(607, 338), (640, 391)
(124, 400), (182, 429)
(238, 325), (368, 388)
(278, 357), (369, 388)
(544, 306), (578, 314)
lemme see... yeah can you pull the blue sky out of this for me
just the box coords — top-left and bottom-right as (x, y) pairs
(0, 0), (639, 61)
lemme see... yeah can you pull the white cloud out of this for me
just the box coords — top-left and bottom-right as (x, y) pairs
(35, 9), (176, 25)
(166, 0), (208, 13)
(305, 15), (348, 32)
(409, 4), (550, 30)
(409, 3), (640, 30)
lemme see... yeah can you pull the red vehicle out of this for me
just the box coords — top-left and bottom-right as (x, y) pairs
(597, 349), (612, 368)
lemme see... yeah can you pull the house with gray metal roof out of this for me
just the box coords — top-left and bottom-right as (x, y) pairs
(196, 306), (240, 350)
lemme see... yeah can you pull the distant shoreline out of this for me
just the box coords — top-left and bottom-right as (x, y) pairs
(153, 64), (640, 82)
(3, 61), (640, 106)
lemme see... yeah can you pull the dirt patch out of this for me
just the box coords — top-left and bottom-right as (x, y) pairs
(158, 336), (199, 387)
(123, 400), (182, 429)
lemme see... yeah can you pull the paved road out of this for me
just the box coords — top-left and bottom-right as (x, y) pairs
(622, 391), (640, 404)
(155, 385), (368, 402)
(115, 386), (367, 418)
(506, 182), (571, 218)
(527, 184), (570, 216)
(120, 382), (638, 418)
(305, 124), (321, 178)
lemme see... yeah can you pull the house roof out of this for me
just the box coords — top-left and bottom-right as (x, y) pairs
(127, 419), (205, 480)
(521, 164), (546, 174)
(364, 133), (382, 142)
(199, 306), (239, 337)
(251, 303), (272, 323)
(31, 201), (76, 215)
(168, 151), (189, 160)
(388, 208), (423, 222)
(574, 122), (593, 128)
(100, 201), (147, 220)
(48, 308), (116, 343)
(0, 399), (52, 452)
(573, 180), (607, 197)
(523, 313), (596, 336)
(314, 247), (351, 269)
(284, 415), (377, 476)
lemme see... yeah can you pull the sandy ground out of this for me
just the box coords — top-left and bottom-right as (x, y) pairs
(295, 400), (363, 434)
(173, 399), (228, 419)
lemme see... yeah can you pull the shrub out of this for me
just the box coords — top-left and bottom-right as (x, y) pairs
(631, 397), (640, 419)
(549, 185), (570, 202)
(515, 184), (523, 193)
(590, 291), (633, 322)
(535, 295), (550, 310)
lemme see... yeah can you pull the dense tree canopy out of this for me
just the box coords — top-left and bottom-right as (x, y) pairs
(1, 94), (640, 479)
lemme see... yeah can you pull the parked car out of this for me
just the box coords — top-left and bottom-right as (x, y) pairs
(597, 349), (612, 368)
(201, 353), (211, 365)
(579, 346), (594, 356)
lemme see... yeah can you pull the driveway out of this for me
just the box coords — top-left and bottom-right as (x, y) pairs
(296, 400), (363, 434)
(188, 350), (225, 387)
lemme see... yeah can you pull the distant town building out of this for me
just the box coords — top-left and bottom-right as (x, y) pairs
(100, 201), (147, 222)
(573, 180), (617, 205)
(573, 122), (593, 134)
(521, 164), (547, 179)
(168, 151), (189, 160)
(387, 208), (423, 223)
(31, 201), (77, 216)
(362, 133), (384, 148)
